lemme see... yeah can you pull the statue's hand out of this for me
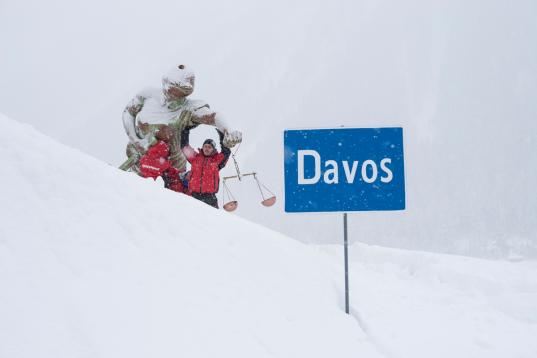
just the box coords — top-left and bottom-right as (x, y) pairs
(156, 125), (174, 142)
(223, 130), (242, 148)
(133, 137), (151, 154)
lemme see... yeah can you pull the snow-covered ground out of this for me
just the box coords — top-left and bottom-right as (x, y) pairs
(0, 113), (379, 357)
(1, 113), (536, 357)
(322, 244), (537, 358)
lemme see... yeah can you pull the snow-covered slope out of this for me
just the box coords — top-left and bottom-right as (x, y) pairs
(0, 112), (380, 357)
(322, 243), (537, 358)
(1, 112), (536, 357)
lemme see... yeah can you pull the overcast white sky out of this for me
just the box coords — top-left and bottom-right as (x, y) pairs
(1, 0), (536, 258)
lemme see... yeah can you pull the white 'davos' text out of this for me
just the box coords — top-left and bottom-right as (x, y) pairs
(297, 150), (393, 185)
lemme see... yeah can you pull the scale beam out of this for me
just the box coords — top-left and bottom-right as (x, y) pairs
(223, 172), (257, 181)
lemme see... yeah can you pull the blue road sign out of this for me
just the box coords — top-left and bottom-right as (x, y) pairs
(284, 127), (405, 212)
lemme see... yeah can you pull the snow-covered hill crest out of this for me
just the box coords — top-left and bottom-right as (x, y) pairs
(0, 112), (380, 357)
(2, 113), (537, 357)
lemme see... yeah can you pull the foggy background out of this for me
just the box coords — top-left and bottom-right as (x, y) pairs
(1, 0), (536, 258)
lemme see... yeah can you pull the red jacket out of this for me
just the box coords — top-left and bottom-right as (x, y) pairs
(139, 141), (186, 193)
(139, 141), (171, 179)
(182, 145), (230, 194)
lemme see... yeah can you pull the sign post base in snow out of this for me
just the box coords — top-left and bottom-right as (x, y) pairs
(284, 127), (405, 314)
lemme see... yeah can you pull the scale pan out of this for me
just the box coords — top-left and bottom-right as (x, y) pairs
(261, 196), (276, 207)
(223, 200), (238, 212)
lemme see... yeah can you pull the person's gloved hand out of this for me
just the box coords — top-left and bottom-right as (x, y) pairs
(139, 141), (171, 179)
(162, 167), (184, 193)
(222, 130), (242, 148)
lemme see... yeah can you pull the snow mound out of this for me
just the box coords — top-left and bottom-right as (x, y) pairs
(3, 112), (536, 358)
(0, 113), (380, 357)
(322, 243), (537, 358)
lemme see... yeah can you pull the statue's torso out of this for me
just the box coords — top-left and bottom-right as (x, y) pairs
(134, 92), (197, 171)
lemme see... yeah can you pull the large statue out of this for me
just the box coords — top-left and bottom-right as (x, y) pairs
(119, 64), (242, 176)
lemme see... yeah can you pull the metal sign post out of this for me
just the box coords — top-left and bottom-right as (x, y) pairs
(343, 213), (349, 314)
(283, 127), (405, 314)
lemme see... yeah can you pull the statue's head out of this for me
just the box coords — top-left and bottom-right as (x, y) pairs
(162, 64), (195, 101)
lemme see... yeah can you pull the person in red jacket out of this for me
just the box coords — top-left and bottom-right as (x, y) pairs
(138, 140), (186, 194)
(180, 127), (231, 208)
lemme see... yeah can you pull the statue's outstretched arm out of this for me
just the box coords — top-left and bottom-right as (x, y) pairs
(190, 103), (242, 148)
(122, 94), (153, 152)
